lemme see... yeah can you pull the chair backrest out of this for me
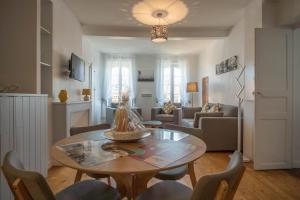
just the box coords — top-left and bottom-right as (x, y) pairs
(70, 123), (111, 136)
(2, 151), (55, 200)
(191, 151), (245, 200)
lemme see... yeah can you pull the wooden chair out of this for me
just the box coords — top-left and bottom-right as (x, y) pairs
(154, 123), (205, 188)
(70, 123), (111, 184)
(1, 151), (120, 200)
(137, 151), (245, 200)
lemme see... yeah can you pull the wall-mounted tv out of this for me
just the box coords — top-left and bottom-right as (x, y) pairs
(69, 53), (85, 82)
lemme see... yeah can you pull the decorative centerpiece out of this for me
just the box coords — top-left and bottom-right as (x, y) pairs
(104, 91), (150, 142)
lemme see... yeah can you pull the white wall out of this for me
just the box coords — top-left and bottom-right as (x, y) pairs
(0, 0), (40, 93)
(82, 38), (102, 124)
(198, 0), (263, 159)
(293, 28), (300, 167)
(243, 0), (263, 160)
(134, 54), (200, 120)
(52, 0), (88, 102)
(49, 0), (88, 165)
(198, 19), (245, 105)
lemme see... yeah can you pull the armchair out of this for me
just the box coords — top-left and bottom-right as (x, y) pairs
(151, 103), (182, 125)
(181, 106), (202, 127)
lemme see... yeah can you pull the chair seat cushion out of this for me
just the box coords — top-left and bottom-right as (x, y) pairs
(56, 180), (120, 200)
(155, 165), (188, 180)
(155, 114), (174, 122)
(137, 181), (193, 200)
(86, 172), (109, 179)
(181, 119), (194, 128)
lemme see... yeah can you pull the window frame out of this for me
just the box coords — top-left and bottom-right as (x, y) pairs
(163, 61), (181, 103)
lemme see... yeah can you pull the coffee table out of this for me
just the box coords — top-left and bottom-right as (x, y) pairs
(142, 120), (162, 128)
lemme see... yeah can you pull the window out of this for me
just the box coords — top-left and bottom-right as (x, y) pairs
(111, 63), (130, 103)
(103, 55), (136, 106)
(156, 58), (186, 104)
(162, 62), (183, 103)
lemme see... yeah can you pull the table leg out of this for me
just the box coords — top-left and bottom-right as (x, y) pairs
(188, 161), (197, 188)
(132, 172), (156, 200)
(111, 174), (133, 199)
(74, 170), (83, 183)
(111, 172), (156, 200)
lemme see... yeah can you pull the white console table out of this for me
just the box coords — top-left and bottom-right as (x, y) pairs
(52, 101), (92, 143)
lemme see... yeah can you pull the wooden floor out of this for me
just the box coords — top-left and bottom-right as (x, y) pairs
(47, 152), (300, 200)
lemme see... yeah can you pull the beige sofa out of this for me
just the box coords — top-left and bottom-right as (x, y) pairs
(175, 104), (238, 151)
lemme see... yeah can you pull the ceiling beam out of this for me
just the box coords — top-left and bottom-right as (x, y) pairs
(82, 25), (230, 38)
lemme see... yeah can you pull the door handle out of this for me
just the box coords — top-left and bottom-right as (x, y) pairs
(253, 91), (264, 96)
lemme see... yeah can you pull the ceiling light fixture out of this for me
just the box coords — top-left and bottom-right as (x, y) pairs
(151, 25), (168, 43)
(132, 0), (188, 43)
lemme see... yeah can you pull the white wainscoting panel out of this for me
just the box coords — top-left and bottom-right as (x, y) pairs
(0, 94), (48, 200)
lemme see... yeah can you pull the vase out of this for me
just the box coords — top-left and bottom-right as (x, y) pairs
(83, 95), (90, 101)
(58, 90), (68, 103)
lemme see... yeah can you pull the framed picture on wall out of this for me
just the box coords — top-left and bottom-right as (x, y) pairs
(138, 69), (154, 82)
(216, 56), (238, 75)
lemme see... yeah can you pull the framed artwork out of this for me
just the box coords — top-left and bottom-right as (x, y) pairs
(138, 69), (154, 82)
(216, 56), (238, 75)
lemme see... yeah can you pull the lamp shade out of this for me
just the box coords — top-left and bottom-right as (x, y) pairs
(186, 82), (198, 93)
(82, 88), (91, 96)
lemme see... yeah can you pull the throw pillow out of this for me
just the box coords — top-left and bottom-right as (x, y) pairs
(209, 103), (221, 112)
(201, 103), (210, 112)
(163, 101), (176, 114)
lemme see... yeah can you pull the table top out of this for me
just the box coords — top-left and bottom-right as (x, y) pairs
(51, 129), (206, 175)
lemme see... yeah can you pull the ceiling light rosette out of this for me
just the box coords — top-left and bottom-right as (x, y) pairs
(132, 0), (188, 25)
(132, 0), (188, 43)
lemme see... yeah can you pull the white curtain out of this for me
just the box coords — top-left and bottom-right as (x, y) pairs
(155, 56), (188, 106)
(102, 54), (137, 106)
(155, 57), (168, 105)
(179, 58), (188, 106)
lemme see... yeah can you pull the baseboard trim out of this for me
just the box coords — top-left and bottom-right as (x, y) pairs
(292, 161), (300, 168)
(243, 156), (251, 163)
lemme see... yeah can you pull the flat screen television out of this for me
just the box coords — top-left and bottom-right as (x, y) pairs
(69, 53), (85, 82)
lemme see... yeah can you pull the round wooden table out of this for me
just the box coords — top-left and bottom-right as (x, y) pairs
(51, 128), (206, 199)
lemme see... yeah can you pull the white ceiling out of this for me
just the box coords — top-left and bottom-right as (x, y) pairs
(84, 36), (217, 54)
(64, 0), (252, 28)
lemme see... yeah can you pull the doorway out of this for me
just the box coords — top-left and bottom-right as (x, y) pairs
(202, 76), (209, 106)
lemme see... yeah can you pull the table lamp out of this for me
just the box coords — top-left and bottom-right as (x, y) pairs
(186, 82), (198, 107)
(82, 88), (91, 101)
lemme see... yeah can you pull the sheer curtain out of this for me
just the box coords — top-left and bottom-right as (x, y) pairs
(155, 56), (188, 106)
(102, 54), (137, 107)
(179, 57), (188, 105)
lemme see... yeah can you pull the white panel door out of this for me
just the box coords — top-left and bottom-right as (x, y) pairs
(254, 28), (293, 170)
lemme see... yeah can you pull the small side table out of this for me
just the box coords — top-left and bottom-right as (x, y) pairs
(143, 120), (162, 128)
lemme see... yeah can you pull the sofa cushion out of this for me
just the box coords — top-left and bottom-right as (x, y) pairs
(194, 112), (224, 128)
(182, 107), (202, 118)
(156, 114), (174, 122)
(201, 103), (210, 112)
(163, 102), (177, 114)
(181, 118), (194, 128)
(209, 103), (221, 112)
(220, 104), (238, 117)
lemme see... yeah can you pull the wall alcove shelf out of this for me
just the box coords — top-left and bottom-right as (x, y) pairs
(40, 0), (53, 97)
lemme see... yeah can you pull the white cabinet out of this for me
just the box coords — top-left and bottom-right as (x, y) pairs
(0, 94), (48, 200)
